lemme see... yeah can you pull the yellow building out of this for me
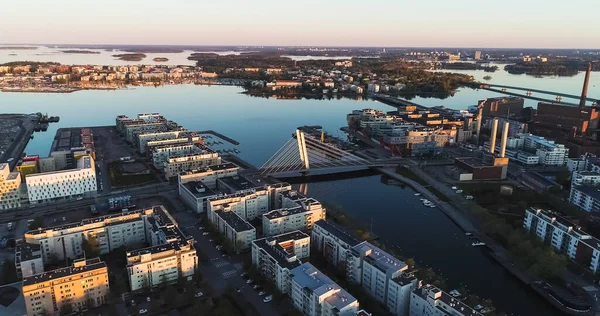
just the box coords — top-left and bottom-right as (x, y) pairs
(16, 160), (38, 181)
(0, 163), (22, 210)
(23, 258), (110, 316)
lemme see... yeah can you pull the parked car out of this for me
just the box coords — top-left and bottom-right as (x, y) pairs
(235, 287), (241, 293)
(202, 232), (210, 236)
(195, 291), (204, 297)
(263, 295), (273, 303)
(139, 309), (148, 314)
(258, 291), (265, 296)
(146, 297), (151, 302)
(246, 279), (253, 284)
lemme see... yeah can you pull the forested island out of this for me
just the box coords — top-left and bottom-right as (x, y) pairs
(0, 46), (38, 50)
(61, 50), (101, 54)
(112, 53), (146, 61)
(504, 60), (598, 76)
(152, 57), (169, 62)
(439, 62), (498, 72)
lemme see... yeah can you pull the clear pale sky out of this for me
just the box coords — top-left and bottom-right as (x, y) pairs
(1, 0), (599, 48)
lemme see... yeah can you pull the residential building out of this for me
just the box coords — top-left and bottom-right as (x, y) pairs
(15, 242), (44, 279)
(523, 208), (600, 272)
(16, 160), (39, 181)
(26, 156), (97, 204)
(179, 181), (220, 213)
(178, 163), (239, 187)
(211, 209), (256, 251)
(137, 130), (185, 153)
(23, 258), (109, 316)
(485, 133), (569, 166)
(388, 274), (420, 316)
(0, 163), (22, 210)
(290, 263), (360, 316)
(409, 285), (483, 316)
(251, 231), (309, 293)
(208, 187), (272, 221)
(572, 171), (600, 187)
(347, 242), (408, 305)
(570, 185), (600, 213)
(263, 191), (326, 236)
(162, 145), (221, 178)
(145, 135), (203, 153)
(311, 220), (361, 268)
(38, 157), (56, 173)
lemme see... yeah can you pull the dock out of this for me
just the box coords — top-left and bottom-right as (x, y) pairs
(0, 114), (39, 168)
(196, 130), (240, 145)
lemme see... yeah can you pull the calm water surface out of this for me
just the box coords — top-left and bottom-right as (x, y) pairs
(1, 73), (593, 315)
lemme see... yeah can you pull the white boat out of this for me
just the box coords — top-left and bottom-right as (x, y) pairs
(414, 193), (421, 196)
(472, 242), (486, 247)
(429, 204), (436, 208)
(465, 232), (473, 236)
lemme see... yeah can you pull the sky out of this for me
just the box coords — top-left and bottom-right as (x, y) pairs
(1, 0), (599, 48)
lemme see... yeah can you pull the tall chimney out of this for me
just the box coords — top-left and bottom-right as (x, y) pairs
(500, 122), (509, 158)
(580, 62), (592, 108)
(490, 118), (499, 154)
(476, 107), (483, 143)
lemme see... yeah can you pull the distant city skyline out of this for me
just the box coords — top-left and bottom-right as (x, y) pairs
(1, 0), (599, 49)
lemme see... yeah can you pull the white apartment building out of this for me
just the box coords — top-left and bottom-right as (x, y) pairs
(0, 163), (22, 210)
(163, 147), (221, 178)
(15, 242), (44, 279)
(262, 191), (326, 236)
(26, 156), (97, 204)
(290, 262), (360, 316)
(388, 274), (420, 316)
(523, 134), (569, 166)
(409, 285), (483, 316)
(153, 143), (217, 170)
(347, 242), (408, 306)
(572, 171), (600, 187)
(137, 130), (184, 153)
(570, 185), (600, 213)
(127, 241), (198, 292)
(208, 187), (271, 221)
(251, 231), (309, 294)
(178, 163), (239, 187)
(311, 220), (361, 268)
(523, 208), (600, 273)
(146, 135), (203, 153)
(211, 209), (256, 251)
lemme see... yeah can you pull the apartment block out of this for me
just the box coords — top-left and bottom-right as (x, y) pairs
(388, 274), (420, 316)
(311, 220), (361, 268)
(409, 285), (483, 316)
(523, 208), (600, 273)
(290, 262), (360, 316)
(15, 242), (44, 279)
(146, 135), (203, 154)
(23, 258), (109, 316)
(26, 156), (97, 204)
(0, 163), (22, 210)
(208, 187), (271, 221)
(178, 162), (239, 187)
(262, 191), (326, 236)
(137, 130), (188, 153)
(570, 185), (600, 213)
(347, 242), (408, 305)
(162, 145), (221, 178)
(211, 209), (256, 251)
(251, 231), (309, 293)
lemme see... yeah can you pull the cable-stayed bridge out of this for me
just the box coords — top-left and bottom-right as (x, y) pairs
(259, 129), (402, 176)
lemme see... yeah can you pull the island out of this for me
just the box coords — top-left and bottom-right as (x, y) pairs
(112, 53), (146, 61)
(0, 46), (37, 50)
(61, 50), (101, 54)
(152, 57), (169, 62)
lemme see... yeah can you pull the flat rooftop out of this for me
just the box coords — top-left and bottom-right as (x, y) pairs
(6, 172), (19, 181)
(574, 185), (600, 203)
(314, 220), (361, 247)
(218, 175), (256, 192)
(179, 162), (238, 176)
(455, 157), (493, 168)
(414, 285), (483, 316)
(23, 258), (106, 286)
(352, 242), (407, 273)
(263, 205), (308, 220)
(252, 237), (303, 270)
(16, 242), (41, 262)
(182, 181), (218, 198)
(214, 209), (254, 232)
(291, 263), (357, 310)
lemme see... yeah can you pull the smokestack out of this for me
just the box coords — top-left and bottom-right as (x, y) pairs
(500, 122), (509, 158)
(490, 118), (499, 154)
(580, 62), (592, 108)
(476, 107), (483, 143)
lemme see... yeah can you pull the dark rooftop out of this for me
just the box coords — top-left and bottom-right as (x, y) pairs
(218, 175), (257, 192)
(252, 236), (302, 270)
(182, 181), (218, 198)
(23, 258), (106, 286)
(179, 162), (238, 177)
(214, 209), (255, 232)
(314, 220), (360, 247)
(16, 242), (41, 262)
(574, 185), (600, 202)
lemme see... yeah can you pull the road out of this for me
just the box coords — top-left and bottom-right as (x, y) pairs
(172, 211), (281, 316)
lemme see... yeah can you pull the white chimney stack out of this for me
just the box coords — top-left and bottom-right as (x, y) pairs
(500, 122), (509, 158)
(476, 107), (483, 144)
(490, 118), (499, 154)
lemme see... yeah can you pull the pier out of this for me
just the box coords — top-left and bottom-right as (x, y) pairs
(196, 130), (240, 145)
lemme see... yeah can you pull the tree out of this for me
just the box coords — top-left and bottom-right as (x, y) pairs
(0, 259), (17, 285)
(405, 258), (416, 269)
(59, 303), (73, 316)
(82, 235), (100, 258)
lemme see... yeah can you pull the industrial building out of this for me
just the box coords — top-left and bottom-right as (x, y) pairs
(25, 155), (97, 204)
(409, 285), (483, 316)
(251, 231), (309, 293)
(290, 262), (360, 316)
(0, 163), (22, 210)
(23, 258), (110, 316)
(478, 97), (524, 118)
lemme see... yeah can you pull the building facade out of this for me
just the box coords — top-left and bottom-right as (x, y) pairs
(23, 258), (110, 316)
(409, 285), (483, 316)
(290, 263), (360, 316)
(311, 220), (361, 268)
(251, 231), (309, 293)
(0, 163), (22, 210)
(262, 191), (326, 236)
(26, 156), (97, 204)
(211, 209), (256, 251)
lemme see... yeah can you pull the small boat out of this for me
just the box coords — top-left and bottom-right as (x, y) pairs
(472, 242), (486, 247)
(465, 232), (473, 236)
(429, 204), (436, 208)
(414, 193), (421, 196)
